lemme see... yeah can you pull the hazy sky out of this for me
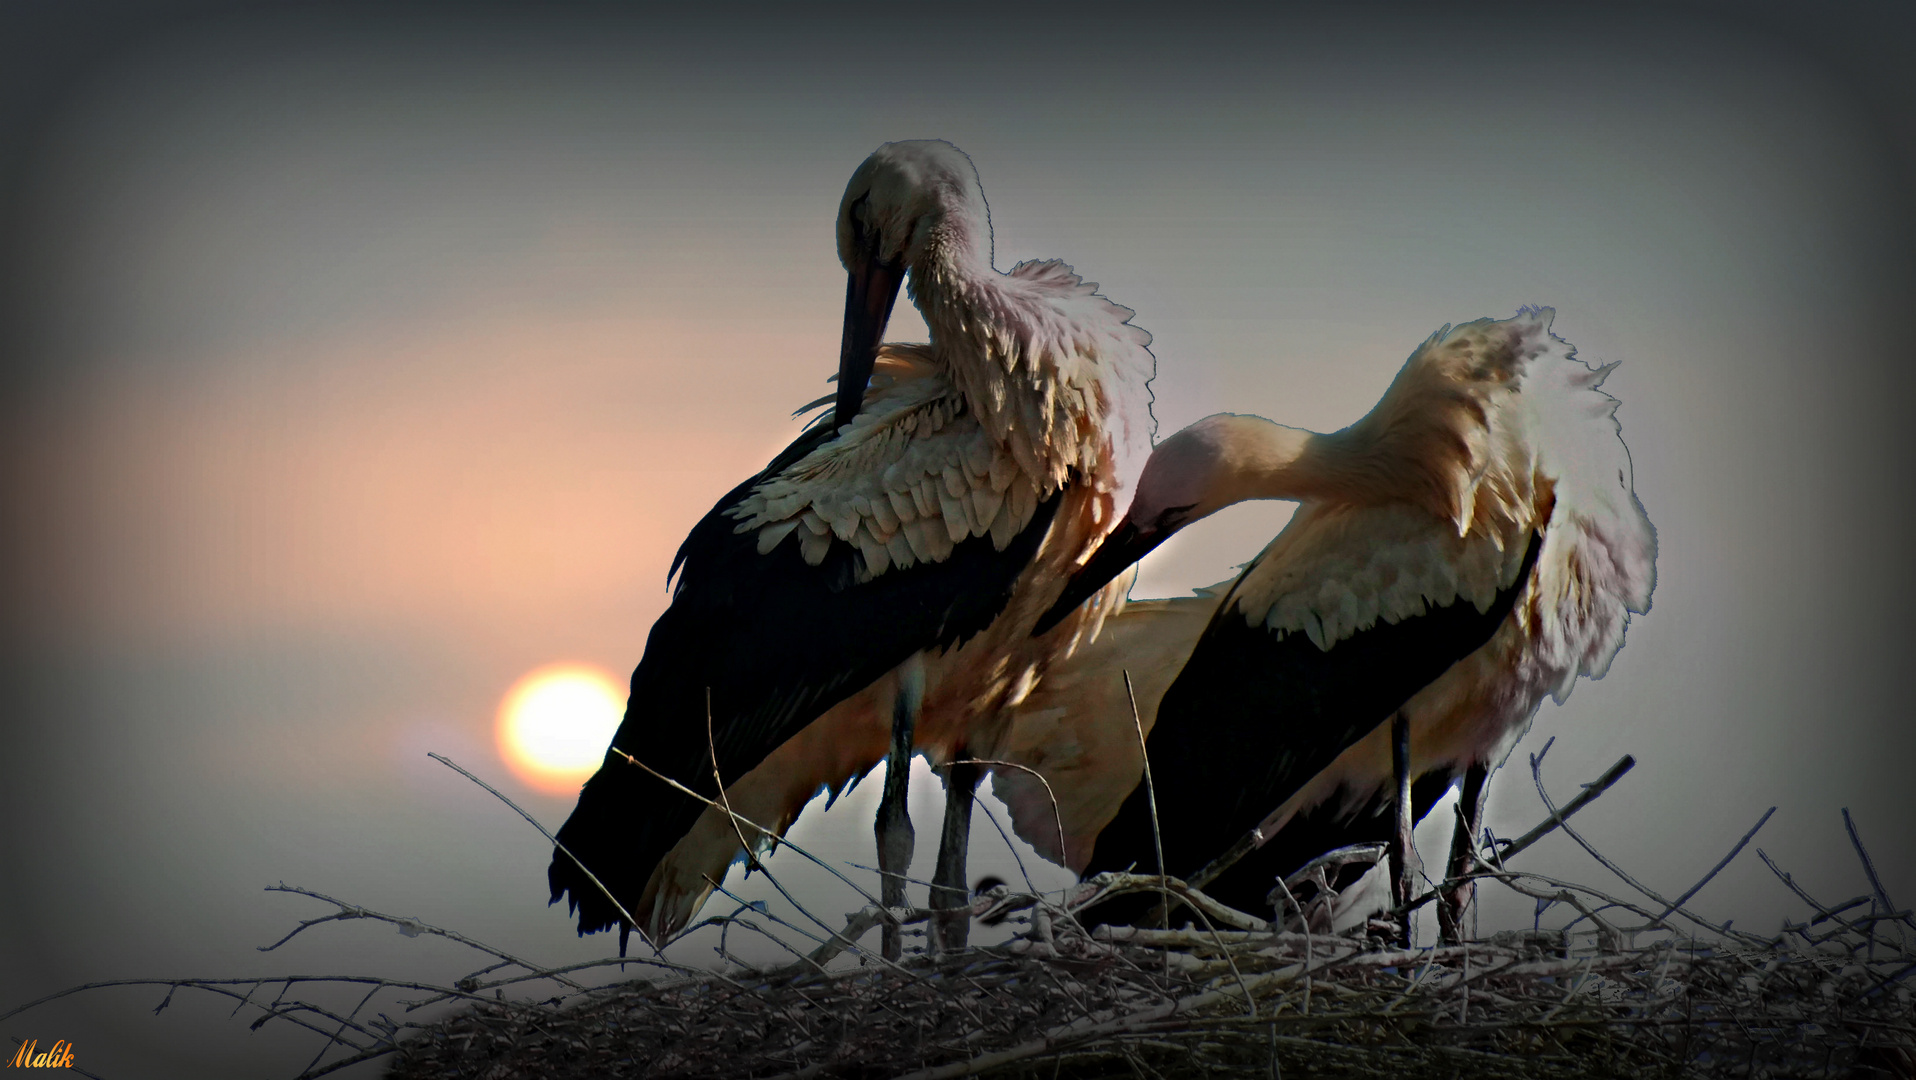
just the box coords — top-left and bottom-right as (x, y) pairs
(2, 4), (1913, 1077)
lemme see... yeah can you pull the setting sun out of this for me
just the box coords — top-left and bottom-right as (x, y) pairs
(495, 663), (626, 794)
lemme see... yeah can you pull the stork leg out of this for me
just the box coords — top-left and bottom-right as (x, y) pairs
(877, 656), (925, 961)
(1439, 762), (1490, 945)
(1387, 711), (1415, 947)
(931, 759), (980, 952)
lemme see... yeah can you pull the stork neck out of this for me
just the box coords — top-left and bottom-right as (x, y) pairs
(1183, 417), (1399, 520)
(911, 189), (993, 294)
(1241, 422), (1451, 513)
(912, 247), (991, 335)
(1229, 424), (1328, 504)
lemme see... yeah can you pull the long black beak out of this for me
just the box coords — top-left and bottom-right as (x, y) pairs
(834, 256), (906, 428)
(1032, 518), (1171, 636)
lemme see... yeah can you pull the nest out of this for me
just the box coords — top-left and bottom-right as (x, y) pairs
(7, 750), (1911, 1079)
(380, 745), (1912, 1079)
(382, 872), (1915, 1080)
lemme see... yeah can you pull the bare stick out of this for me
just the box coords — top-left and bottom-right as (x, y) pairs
(1649, 806), (1774, 928)
(1203, 835), (1272, 894)
(2, 975), (492, 1032)
(1397, 754), (1634, 916)
(1526, 739), (1735, 937)
(1177, 895), (1257, 1018)
(698, 874), (832, 972)
(608, 747), (888, 915)
(1198, 751), (1634, 902)
(404, 951), (714, 994)
(1388, 711), (1413, 946)
(1268, 876), (1311, 1015)
(605, 752), (948, 989)
(427, 753), (653, 953)
(708, 687), (761, 873)
(296, 1043), (398, 1080)
(1477, 866), (1719, 940)
(949, 758), (1069, 878)
(1492, 753), (1635, 866)
(1070, 871), (1268, 932)
(788, 905), (893, 970)
(954, 772), (1039, 896)
(1758, 848), (1883, 952)
(696, 822), (884, 967)
(1843, 808), (1902, 923)
(1123, 669), (1169, 928)
(299, 984), (380, 1077)
(258, 884), (584, 990)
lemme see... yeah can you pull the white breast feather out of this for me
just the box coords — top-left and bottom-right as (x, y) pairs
(1250, 309), (1658, 834)
(938, 260), (1156, 499)
(727, 367), (1046, 579)
(1508, 313), (1657, 701)
(1236, 503), (1532, 651)
(1230, 308), (1653, 661)
(732, 259), (1158, 583)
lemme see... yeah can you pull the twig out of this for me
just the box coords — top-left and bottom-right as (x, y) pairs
(1072, 872), (1268, 932)
(703, 847), (890, 975)
(300, 984), (381, 1077)
(1757, 848), (1871, 938)
(697, 876), (831, 974)
(959, 776), (1040, 897)
(789, 905), (894, 970)
(1268, 876), (1311, 1014)
(949, 758), (1069, 881)
(1178, 896), (1257, 1019)
(1186, 829), (1261, 893)
(2, 974), (490, 1034)
(609, 746), (890, 917)
(1397, 755), (1632, 916)
(1123, 669), (1169, 929)
(1527, 740), (1739, 939)
(295, 1042), (400, 1080)
(1491, 753), (1636, 867)
(666, 760), (889, 963)
(259, 885), (585, 991)
(1844, 807), (1905, 935)
(1649, 806), (1774, 929)
(708, 687), (762, 873)
(427, 752), (653, 953)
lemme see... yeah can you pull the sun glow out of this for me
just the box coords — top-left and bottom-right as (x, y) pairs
(496, 663), (625, 794)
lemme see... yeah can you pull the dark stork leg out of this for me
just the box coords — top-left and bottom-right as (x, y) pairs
(1387, 711), (1415, 947)
(931, 759), (980, 952)
(1439, 762), (1490, 945)
(877, 655), (925, 961)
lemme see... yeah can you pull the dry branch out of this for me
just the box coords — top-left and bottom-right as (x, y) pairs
(12, 751), (1912, 1080)
(370, 756), (1913, 1080)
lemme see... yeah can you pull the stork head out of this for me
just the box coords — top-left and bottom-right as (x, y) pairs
(1035, 414), (1304, 635)
(837, 140), (990, 275)
(833, 140), (990, 427)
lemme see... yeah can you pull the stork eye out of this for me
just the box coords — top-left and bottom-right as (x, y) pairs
(848, 193), (873, 241)
(1160, 503), (1197, 529)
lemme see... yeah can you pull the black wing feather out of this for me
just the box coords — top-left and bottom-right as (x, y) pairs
(1085, 531), (1543, 919)
(549, 418), (1064, 940)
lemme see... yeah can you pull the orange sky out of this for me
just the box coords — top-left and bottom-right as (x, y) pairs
(1, 7), (1912, 1076)
(7, 315), (797, 648)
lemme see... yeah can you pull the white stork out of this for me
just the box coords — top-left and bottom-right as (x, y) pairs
(1031, 309), (1656, 935)
(629, 585), (1221, 944)
(548, 140), (1156, 953)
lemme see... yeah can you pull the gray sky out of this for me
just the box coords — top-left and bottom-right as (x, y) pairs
(3, 4), (1913, 1076)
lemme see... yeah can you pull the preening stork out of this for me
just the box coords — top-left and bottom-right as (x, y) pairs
(1033, 309), (1656, 935)
(634, 583), (1222, 945)
(548, 140), (1155, 954)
